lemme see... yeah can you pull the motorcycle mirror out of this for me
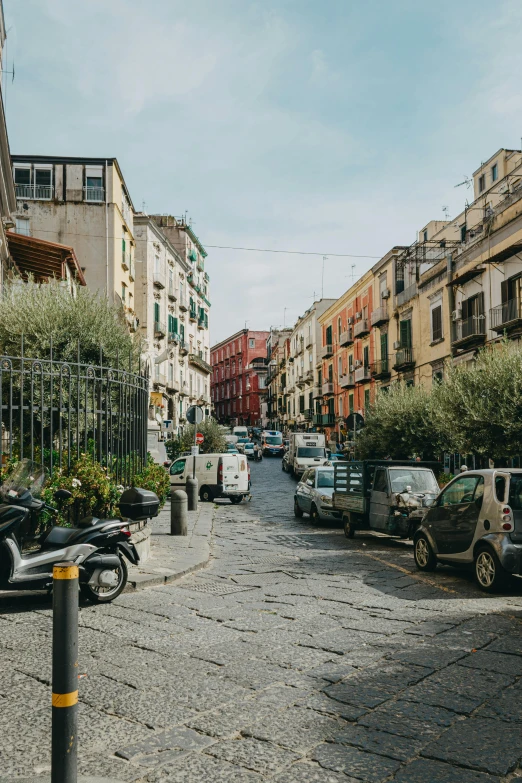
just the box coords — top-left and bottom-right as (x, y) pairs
(55, 488), (73, 501)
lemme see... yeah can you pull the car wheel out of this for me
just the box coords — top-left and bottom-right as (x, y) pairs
(200, 486), (214, 503)
(294, 498), (303, 518)
(230, 495), (243, 505)
(413, 534), (437, 571)
(80, 555), (128, 604)
(310, 504), (320, 522)
(475, 546), (509, 592)
(343, 514), (355, 538)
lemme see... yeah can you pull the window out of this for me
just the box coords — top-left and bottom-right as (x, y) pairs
(374, 469), (387, 493)
(154, 301), (160, 324)
(364, 389), (370, 411)
(491, 163), (498, 182)
(423, 230), (428, 242)
(460, 223), (467, 242)
(121, 283), (126, 303)
(431, 304), (443, 342)
(399, 319), (412, 348)
(363, 345), (369, 368)
(478, 174), (486, 192)
(168, 363), (173, 381)
(170, 459), (186, 476)
(14, 164), (53, 199)
(325, 325), (332, 346)
(338, 317), (342, 338)
(349, 394), (354, 414)
(440, 476), (483, 506)
(15, 217), (30, 236)
(339, 396), (343, 417)
(338, 356), (343, 378)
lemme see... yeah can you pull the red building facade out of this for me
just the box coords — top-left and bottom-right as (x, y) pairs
(211, 329), (269, 425)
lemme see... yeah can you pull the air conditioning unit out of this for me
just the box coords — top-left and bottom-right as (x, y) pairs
(393, 341), (401, 350)
(381, 288), (390, 299)
(354, 359), (362, 368)
(347, 316), (354, 324)
(452, 308), (462, 321)
(356, 311), (362, 320)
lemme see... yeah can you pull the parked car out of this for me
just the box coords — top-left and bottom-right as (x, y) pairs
(169, 453), (250, 503)
(294, 466), (342, 522)
(236, 437), (251, 454)
(252, 428), (262, 440)
(414, 468), (522, 591)
(326, 453), (343, 464)
(243, 442), (255, 459)
(225, 443), (239, 455)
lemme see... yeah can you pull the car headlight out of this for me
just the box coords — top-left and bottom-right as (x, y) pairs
(320, 494), (332, 505)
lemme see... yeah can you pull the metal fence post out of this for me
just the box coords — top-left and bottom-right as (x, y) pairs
(170, 489), (188, 535)
(52, 562), (79, 783)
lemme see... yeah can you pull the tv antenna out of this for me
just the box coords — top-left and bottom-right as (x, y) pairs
(442, 205), (450, 221)
(454, 176), (472, 189)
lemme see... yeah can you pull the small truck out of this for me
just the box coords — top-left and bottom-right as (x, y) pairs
(333, 459), (440, 539)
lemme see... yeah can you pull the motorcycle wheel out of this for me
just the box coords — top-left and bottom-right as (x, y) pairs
(80, 555), (128, 604)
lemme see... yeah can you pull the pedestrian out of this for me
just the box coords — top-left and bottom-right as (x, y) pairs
(460, 464), (468, 473)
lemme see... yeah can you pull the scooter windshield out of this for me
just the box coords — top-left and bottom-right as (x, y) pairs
(0, 459), (48, 501)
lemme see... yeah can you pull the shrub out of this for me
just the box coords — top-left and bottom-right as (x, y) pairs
(132, 455), (170, 505)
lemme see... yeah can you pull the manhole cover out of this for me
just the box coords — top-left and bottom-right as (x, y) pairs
(232, 571), (300, 586)
(266, 535), (313, 548)
(246, 555), (300, 565)
(178, 581), (256, 595)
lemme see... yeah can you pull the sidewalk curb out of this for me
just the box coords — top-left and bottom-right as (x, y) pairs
(125, 503), (214, 592)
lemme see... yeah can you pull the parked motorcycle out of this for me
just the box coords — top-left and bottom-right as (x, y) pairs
(0, 459), (160, 603)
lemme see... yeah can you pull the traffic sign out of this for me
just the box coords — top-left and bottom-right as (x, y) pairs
(186, 405), (204, 425)
(346, 413), (365, 432)
(196, 432), (204, 445)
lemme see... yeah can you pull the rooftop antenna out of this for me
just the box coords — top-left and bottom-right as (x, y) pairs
(454, 176), (472, 189)
(442, 205), (450, 221)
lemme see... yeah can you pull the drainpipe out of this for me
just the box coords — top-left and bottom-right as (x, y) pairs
(105, 160), (109, 298)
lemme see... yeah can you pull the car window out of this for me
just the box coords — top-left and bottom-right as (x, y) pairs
(495, 476), (506, 504)
(508, 475), (522, 510)
(170, 459), (186, 476)
(300, 470), (310, 484)
(317, 470), (334, 488)
(474, 477), (485, 505)
(374, 469), (387, 493)
(440, 475), (481, 506)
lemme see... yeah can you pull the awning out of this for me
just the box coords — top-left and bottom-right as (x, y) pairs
(7, 232), (86, 285)
(447, 265), (485, 287)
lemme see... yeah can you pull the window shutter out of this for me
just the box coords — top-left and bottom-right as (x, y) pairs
(173, 317), (178, 334)
(461, 298), (469, 320)
(400, 319), (412, 348)
(363, 346), (369, 367)
(154, 302), (160, 322)
(432, 306), (442, 341)
(477, 291), (484, 315)
(380, 332), (388, 358)
(180, 324), (185, 340)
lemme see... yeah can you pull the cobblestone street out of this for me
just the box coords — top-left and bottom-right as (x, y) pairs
(1, 458), (522, 782)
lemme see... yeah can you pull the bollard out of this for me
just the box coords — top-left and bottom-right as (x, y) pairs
(52, 562), (79, 783)
(186, 476), (198, 511)
(170, 489), (188, 535)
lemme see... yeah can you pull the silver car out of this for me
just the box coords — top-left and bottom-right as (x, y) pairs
(294, 466), (342, 522)
(414, 468), (522, 591)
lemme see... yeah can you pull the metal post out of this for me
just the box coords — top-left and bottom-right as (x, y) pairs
(52, 562), (79, 783)
(186, 476), (198, 511)
(170, 489), (188, 535)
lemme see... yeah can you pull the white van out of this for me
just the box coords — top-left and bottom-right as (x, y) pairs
(169, 453), (250, 503)
(233, 426), (249, 440)
(284, 432), (328, 478)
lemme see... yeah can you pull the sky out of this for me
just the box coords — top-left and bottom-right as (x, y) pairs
(4, 0), (522, 343)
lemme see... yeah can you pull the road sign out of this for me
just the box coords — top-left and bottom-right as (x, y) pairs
(346, 413), (365, 432)
(163, 419), (172, 429)
(186, 405), (204, 425)
(196, 432), (204, 445)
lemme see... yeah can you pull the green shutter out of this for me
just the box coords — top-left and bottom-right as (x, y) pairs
(180, 324), (185, 341)
(400, 319), (411, 348)
(173, 317), (178, 334)
(380, 332), (388, 358)
(154, 302), (160, 322)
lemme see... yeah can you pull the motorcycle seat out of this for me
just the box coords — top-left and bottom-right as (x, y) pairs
(77, 516), (101, 528)
(43, 526), (82, 547)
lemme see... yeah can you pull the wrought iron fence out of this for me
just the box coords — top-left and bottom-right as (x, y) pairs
(0, 340), (148, 485)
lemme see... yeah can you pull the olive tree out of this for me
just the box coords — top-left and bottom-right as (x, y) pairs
(166, 419), (227, 459)
(357, 382), (442, 460)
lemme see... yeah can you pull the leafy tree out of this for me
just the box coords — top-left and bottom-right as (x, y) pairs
(434, 340), (522, 459)
(166, 419), (226, 459)
(357, 382), (441, 460)
(0, 278), (141, 367)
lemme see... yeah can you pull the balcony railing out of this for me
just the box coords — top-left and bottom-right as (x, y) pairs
(153, 271), (166, 289)
(178, 295), (188, 311)
(490, 300), (522, 332)
(154, 321), (166, 338)
(178, 340), (188, 355)
(451, 316), (487, 349)
(153, 374), (167, 387)
(166, 378), (179, 393)
(189, 308), (197, 321)
(304, 408), (313, 420)
(354, 319), (370, 338)
(188, 353), (212, 374)
(15, 183), (53, 201)
(304, 369), (314, 383)
(305, 337), (313, 349)
(122, 251), (131, 271)
(168, 284), (177, 301)
(313, 413), (335, 426)
(129, 257), (135, 281)
(296, 375), (306, 388)
(371, 306), (389, 328)
(393, 347), (415, 370)
(354, 366), (371, 383)
(339, 372), (355, 388)
(321, 344), (334, 359)
(339, 329), (353, 346)
(396, 282), (418, 308)
(84, 186), (105, 203)
(371, 358), (391, 379)
(168, 332), (179, 344)
(322, 381), (334, 396)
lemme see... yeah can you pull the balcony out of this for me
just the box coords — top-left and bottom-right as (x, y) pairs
(354, 366), (371, 383)
(166, 378), (179, 393)
(126, 313), (138, 333)
(153, 374), (167, 388)
(296, 375), (306, 388)
(396, 282), (418, 308)
(305, 337), (313, 349)
(15, 183), (54, 201)
(354, 319), (370, 338)
(371, 358), (391, 380)
(179, 382), (189, 396)
(153, 271), (166, 289)
(122, 251), (131, 271)
(304, 369), (314, 384)
(84, 186), (105, 203)
(129, 258), (135, 281)
(197, 316), (206, 330)
(304, 408), (313, 420)
(168, 284), (177, 301)
(313, 413), (335, 426)
(312, 385), (322, 397)
(178, 340), (188, 356)
(188, 353), (212, 374)
(321, 344), (334, 359)
(393, 347), (415, 370)
(371, 306), (389, 328)
(451, 316), (487, 351)
(340, 328), (353, 347)
(322, 381), (334, 396)
(154, 321), (166, 338)
(189, 307), (197, 322)
(339, 372), (355, 389)
(168, 332), (179, 344)
(178, 295), (188, 311)
(490, 300), (522, 334)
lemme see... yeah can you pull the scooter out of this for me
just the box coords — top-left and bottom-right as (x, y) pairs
(0, 460), (159, 603)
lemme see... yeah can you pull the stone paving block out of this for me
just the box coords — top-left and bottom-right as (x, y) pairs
(479, 680), (522, 723)
(205, 737), (301, 775)
(116, 725), (216, 760)
(388, 645), (467, 670)
(422, 716), (522, 775)
(243, 706), (340, 753)
(312, 742), (401, 781)
(297, 692), (368, 721)
(332, 724), (427, 762)
(391, 758), (501, 782)
(358, 699), (458, 738)
(432, 627), (497, 651)
(143, 751), (262, 782)
(77, 753), (146, 781)
(457, 649), (522, 676)
(307, 662), (357, 683)
(401, 664), (513, 714)
(272, 762), (359, 783)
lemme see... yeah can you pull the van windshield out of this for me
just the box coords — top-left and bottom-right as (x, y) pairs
(265, 436), (282, 445)
(297, 447), (326, 458)
(389, 469), (438, 494)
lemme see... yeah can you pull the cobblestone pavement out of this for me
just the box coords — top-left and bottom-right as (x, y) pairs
(1, 458), (522, 782)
